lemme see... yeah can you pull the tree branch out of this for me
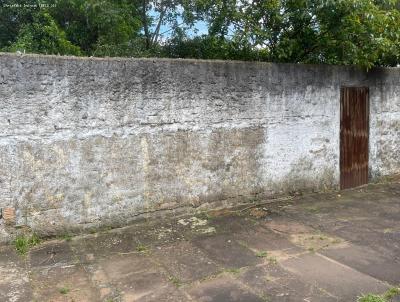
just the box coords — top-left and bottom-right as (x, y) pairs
(141, 0), (151, 49)
(151, 5), (167, 45)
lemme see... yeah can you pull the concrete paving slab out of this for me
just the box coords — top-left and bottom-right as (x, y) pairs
(233, 226), (303, 256)
(30, 241), (76, 268)
(188, 276), (265, 302)
(70, 231), (141, 260)
(206, 214), (258, 235)
(262, 217), (316, 235)
(122, 284), (189, 302)
(318, 222), (400, 261)
(0, 246), (32, 302)
(30, 264), (99, 302)
(238, 265), (338, 302)
(90, 253), (176, 301)
(281, 252), (389, 301)
(321, 243), (400, 284)
(152, 241), (221, 283)
(191, 234), (261, 269)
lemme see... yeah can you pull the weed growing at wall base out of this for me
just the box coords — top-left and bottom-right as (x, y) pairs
(358, 295), (386, 302)
(14, 233), (40, 255)
(357, 287), (400, 302)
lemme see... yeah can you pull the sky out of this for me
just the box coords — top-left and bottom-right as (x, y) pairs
(149, 6), (209, 41)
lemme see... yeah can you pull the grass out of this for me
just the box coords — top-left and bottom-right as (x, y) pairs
(195, 212), (212, 220)
(358, 287), (400, 302)
(384, 287), (400, 300)
(358, 294), (386, 302)
(256, 251), (268, 258)
(168, 276), (182, 287)
(14, 233), (41, 255)
(255, 251), (277, 264)
(135, 243), (149, 253)
(306, 206), (319, 213)
(60, 233), (72, 242)
(224, 268), (240, 274)
(59, 287), (69, 295)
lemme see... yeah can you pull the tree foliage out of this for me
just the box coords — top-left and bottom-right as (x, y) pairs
(0, 0), (399, 67)
(4, 10), (81, 55)
(194, 0), (400, 67)
(50, 0), (142, 56)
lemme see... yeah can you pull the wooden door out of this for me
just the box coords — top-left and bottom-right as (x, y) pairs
(340, 87), (369, 190)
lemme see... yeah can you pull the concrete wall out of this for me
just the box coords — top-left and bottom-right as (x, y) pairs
(0, 53), (399, 240)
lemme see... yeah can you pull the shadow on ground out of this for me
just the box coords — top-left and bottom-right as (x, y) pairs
(1, 181), (400, 302)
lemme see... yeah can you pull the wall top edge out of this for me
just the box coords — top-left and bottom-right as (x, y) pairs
(1, 51), (398, 72)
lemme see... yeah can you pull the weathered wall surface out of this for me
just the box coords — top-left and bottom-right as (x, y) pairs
(369, 69), (400, 178)
(0, 54), (399, 240)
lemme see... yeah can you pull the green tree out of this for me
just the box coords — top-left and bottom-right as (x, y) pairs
(0, 0), (38, 50)
(136, 0), (200, 51)
(0, 0), (399, 67)
(0, 0), (146, 56)
(50, 0), (143, 56)
(4, 10), (81, 55)
(219, 0), (400, 67)
(162, 32), (266, 60)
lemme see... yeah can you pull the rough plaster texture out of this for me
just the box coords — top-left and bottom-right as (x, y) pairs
(0, 53), (399, 240)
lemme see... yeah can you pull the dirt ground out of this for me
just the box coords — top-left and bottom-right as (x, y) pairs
(1, 181), (400, 302)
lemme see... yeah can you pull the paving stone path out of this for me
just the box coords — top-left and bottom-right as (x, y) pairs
(1, 181), (400, 301)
